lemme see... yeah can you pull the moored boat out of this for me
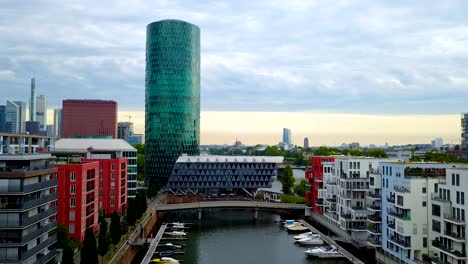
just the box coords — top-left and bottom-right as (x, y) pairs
(304, 245), (343, 258)
(296, 234), (324, 246)
(287, 223), (309, 233)
(293, 232), (313, 240)
(150, 257), (180, 263)
(164, 231), (187, 236)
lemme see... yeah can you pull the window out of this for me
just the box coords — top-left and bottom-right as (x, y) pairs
(422, 201), (427, 207)
(423, 237), (427, 248)
(70, 185), (76, 194)
(111, 182), (115, 188)
(432, 220), (441, 232)
(99, 183), (103, 189)
(111, 191), (114, 197)
(111, 173), (115, 180)
(432, 204), (441, 217)
(111, 200), (114, 206)
(99, 191), (103, 198)
(100, 173), (103, 179)
(70, 172), (76, 181)
(69, 210), (75, 220)
(434, 183), (438, 193)
(100, 164), (103, 170)
(453, 174), (456, 185)
(422, 187), (426, 193)
(111, 164), (115, 171)
(413, 224), (417, 234)
(70, 198), (76, 207)
(462, 192), (465, 205)
(457, 192), (460, 204)
(457, 174), (460, 186)
(69, 223), (75, 234)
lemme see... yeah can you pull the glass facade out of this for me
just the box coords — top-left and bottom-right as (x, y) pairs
(145, 19), (200, 186)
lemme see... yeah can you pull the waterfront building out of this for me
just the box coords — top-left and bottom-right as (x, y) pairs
(305, 156), (335, 216)
(53, 138), (137, 198)
(164, 155), (283, 195)
(61, 99), (117, 138)
(463, 113), (468, 158)
(378, 162), (468, 263)
(128, 134), (144, 145)
(0, 132), (56, 154)
(145, 19), (200, 187)
(35, 95), (46, 131)
(30, 77), (36, 122)
(53, 109), (61, 138)
(0, 105), (6, 132)
(55, 161), (99, 241)
(6, 101), (26, 134)
(431, 167), (468, 264)
(0, 153), (58, 263)
(117, 122), (133, 142)
(304, 137), (309, 148)
(283, 128), (292, 145)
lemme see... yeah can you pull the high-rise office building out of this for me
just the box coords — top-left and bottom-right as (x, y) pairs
(6, 100), (26, 134)
(0, 153), (58, 263)
(145, 19), (200, 186)
(61, 100), (117, 138)
(431, 137), (443, 150)
(53, 108), (62, 138)
(462, 113), (468, 158)
(128, 134), (144, 145)
(36, 95), (47, 130)
(283, 128), (291, 145)
(0, 105), (6, 132)
(118, 122), (133, 141)
(46, 124), (54, 136)
(304, 137), (309, 148)
(30, 77), (36, 122)
(26, 121), (41, 135)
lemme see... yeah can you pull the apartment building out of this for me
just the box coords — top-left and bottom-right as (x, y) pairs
(367, 168), (383, 248)
(0, 153), (57, 264)
(431, 168), (468, 264)
(379, 162), (467, 263)
(56, 161), (99, 242)
(305, 157), (335, 216)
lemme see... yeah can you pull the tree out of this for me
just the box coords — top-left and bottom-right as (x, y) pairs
(81, 228), (98, 264)
(110, 211), (122, 245)
(410, 156), (421, 162)
(126, 198), (137, 226)
(56, 225), (75, 264)
(136, 190), (148, 218)
(281, 165), (295, 195)
(263, 146), (282, 156)
(98, 219), (110, 261)
(294, 179), (307, 197)
(63, 243), (75, 264)
(366, 149), (387, 158)
(147, 179), (160, 198)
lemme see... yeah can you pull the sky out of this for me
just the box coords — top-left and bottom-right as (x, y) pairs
(2, 1), (468, 145)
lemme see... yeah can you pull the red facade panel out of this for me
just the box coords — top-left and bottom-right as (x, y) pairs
(61, 99), (117, 138)
(306, 156), (335, 215)
(56, 161), (100, 242)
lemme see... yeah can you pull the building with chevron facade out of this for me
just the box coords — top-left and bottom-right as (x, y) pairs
(164, 155), (283, 196)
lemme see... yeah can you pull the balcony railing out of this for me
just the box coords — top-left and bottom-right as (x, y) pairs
(389, 236), (411, 248)
(22, 207), (57, 227)
(368, 226), (381, 234)
(387, 197), (395, 204)
(21, 222), (56, 244)
(394, 185), (410, 193)
(326, 181), (336, 185)
(22, 179), (57, 193)
(388, 211), (411, 221)
(20, 193), (57, 211)
(36, 250), (57, 264)
(368, 204), (381, 211)
(367, 236), (381, 247)
(351, 206), (366, 211)
(368, 192), (381, 199)
(20, 235), (57, 262)
(432, 240), (467, 258)
(444, 213), (466, 225)
(340, 213), (352, 219)
(445, 231), (466, 241)
(367, 215), (382, 222)
(431, 193), (450, 203)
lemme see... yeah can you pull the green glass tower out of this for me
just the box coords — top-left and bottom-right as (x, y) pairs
(145, 19), (200, 187)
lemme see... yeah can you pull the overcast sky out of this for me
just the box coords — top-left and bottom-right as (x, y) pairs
(2, 0), (468, 115)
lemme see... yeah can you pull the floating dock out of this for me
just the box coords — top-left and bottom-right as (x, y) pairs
(299, 220), (365, 264)
(141, 223), (168, 264)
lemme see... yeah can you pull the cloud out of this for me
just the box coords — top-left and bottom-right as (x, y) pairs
(0, 0), (467, 114)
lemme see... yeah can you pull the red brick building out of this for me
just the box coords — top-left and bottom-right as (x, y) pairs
(56, 161), (100, 242)
(305, 156), (335, 215)
(61, 99), (117, 138)
(83, 158), (127, 215)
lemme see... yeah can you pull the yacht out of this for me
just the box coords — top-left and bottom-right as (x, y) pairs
(294, 232), (313, 240)
(150, 257), (180, 263)
(304, 245), (343, 258)
(164, 231), (187, 236)
(296, 234), (324, 246)
(287, 223), (309, 233)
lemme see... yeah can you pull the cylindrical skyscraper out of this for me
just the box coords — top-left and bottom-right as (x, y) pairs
(145, 19), (200, 188)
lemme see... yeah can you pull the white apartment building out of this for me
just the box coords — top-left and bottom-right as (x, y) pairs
(326, 156), (395, 244)
(379, 162), (468, 264)
(367, 169), (383, 247)
(431, 168), (468, 264)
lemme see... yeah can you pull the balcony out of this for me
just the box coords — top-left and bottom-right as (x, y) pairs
(36, 250), (57, 264)
(367, 236), (381, 247)
(444, 231), (466, 242)
(444, 213), (466, 225)
(367, 192), (381, 200)
(388, 235), (411, 249)
(367, 204), (381, 211)
(367, 215), (382, 223)
(387, 197), (395, 204)
(367, 225), (381, 235)
(388, 211), (411, 221)
(20, 235), (57, 262)
(21, 207), (57, 227)
(326, 197), (337, 203)
(340, 213), (352, 220)
(431, 193), (451, 203)
(20, 222), (56, 245)
(0, 179), (57, 195)
(326, 181), (336, 185)
(351, 206), (367, 212)
(432, 240), (467, 259)
(0, 165), (57, 179)
(86, 184), (95, 193)
(394, 185), (410, 193)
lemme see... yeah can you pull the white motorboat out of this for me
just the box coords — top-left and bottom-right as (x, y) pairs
(296, 234), (324, 246)
(304, 245), (343, 258)
(164, 231), (187, 236)
(294, 232), (313, 240)
(163, 243), (182, 249)
(287, 223), (309, 233)
(283, 220), (297, 227)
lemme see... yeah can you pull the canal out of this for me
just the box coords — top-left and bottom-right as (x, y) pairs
(160, 209), (350, 264)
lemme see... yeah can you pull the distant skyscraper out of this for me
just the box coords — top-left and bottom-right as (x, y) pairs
(145, 19), (200, 186)
(462, 113), (468, 158)
(118, 122), (134, 141)
(283, 128), (292, 145)
(30, 77), (36, 121)
(26, 121), (40, 135)
(46, 124), (54, 136)
(128, 134), (144, 145)
(0, 105), (6, 132)
(36, 94), (47, 130)
(54, 108), (62, 138)
(304, 137), (309, 148)
(431, 137), (443, 150)
(62, 100), (117, 138)
(6, 100), (26, 133)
